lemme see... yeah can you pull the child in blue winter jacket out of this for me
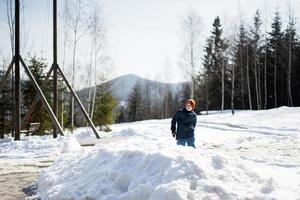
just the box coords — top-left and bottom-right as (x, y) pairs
(171, 99), (197, 148)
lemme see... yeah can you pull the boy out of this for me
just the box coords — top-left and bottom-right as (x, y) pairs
(171, 99), (197, 148)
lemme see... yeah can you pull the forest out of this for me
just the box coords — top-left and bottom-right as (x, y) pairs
(1, 0), (299, 136)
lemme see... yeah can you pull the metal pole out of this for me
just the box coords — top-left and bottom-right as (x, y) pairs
(57, 65), (100, 139)
(14, 0), (20, 141)
(20, 57), (64, 136)
(53, 0), (58, 138)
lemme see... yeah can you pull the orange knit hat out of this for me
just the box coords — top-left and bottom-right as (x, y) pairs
(186, 99), (196, 110)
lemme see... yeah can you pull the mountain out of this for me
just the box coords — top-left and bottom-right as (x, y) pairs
(78, 74), (186, 105)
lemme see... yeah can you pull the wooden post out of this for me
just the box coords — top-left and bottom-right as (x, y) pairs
(53, 0), (58, 138)
(14, 0), (21, 141)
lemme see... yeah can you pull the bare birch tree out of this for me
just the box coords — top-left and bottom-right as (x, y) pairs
(64, 0), (87, 131)
(2, 0), (14, 56)
(87, 1), (106, 120)
(60, 0), (70, 129)
(180, 10), (202, 99)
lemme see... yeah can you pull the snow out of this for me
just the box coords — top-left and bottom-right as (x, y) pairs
(1, 107), (300, 199)
(0, 135), (69, 175)
(61, 137), (82, 153)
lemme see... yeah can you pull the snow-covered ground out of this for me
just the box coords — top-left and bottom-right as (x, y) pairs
(1, 107), (300, 199)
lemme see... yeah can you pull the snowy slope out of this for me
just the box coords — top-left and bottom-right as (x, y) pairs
(78, 74), (184, 102)
(35, 107), (300, 200)
(1, 107), (300, 199)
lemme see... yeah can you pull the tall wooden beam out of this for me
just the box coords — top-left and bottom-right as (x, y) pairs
(53, 0), (58, 138)
(14, 0), (20, 141)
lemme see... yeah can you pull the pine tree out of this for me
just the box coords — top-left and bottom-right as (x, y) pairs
(294, 41), (300, 106)
(250, 10), (263, 110)
(234, 23), (248, 109)
(268, 11), (283, 108)
(163, 87), (175, 118)
(142, 83), (152, 120)
(180, 82), (191, 105)
(93, 82), (117, 131)
(0, 69), (12, 138)
(202, 16), (229, 110)
(127, 83), (142, 122)
(116, 105), (126, 123)
(202, 37), (213, 113)
(22, 57), (52, 134)
(283, 12), (297, 107)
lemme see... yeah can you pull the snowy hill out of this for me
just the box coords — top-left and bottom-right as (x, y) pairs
(1, 107), (300, 199)
(78, 74), (185, 103)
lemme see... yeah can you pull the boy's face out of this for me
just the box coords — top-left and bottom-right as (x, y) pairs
(186, 103), (193, 111)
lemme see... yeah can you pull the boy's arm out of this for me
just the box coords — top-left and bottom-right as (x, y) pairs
(193, 115), (197, 128)
(171, 111), (178, 133)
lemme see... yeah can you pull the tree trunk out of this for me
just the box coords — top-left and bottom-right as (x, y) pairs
(61, 23), (67, 129)
(258, 56), (261, 109)
(254, 47), (260, 110)
(274, 45), (277, 108)
(287, 27), (293, 107)
(206, 75), (209, 115)
(231, 63), (235, 115)
(90, 85), (97, 120)
(240, 49), (245, 109)
(264, 48), (267, 109)
(87, 52), (93, 117)
(71, 32), (77, 132)
(221, 57), (224, 112)
(246, 43), (252, 110)
(90, 37), (98, 120)
(190, 42), (195, 99)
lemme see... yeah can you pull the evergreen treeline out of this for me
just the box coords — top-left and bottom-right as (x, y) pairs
(198, 10), (300, 112)
(0, 69), (13, 139)
(123, 10), (300, 122)
(118, 82), (187, 123)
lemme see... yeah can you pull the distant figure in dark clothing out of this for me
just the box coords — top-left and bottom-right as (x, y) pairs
(171, 99), (197, 148)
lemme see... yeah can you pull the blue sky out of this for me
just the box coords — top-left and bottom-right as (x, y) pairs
(0, 0), (299, 84)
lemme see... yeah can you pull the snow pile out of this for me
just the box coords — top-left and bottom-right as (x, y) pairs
(37, 145), (263, 199)
(61, 136), (82, 153)
(72, 127), (97, 139)
(37, 129), (294, 199)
